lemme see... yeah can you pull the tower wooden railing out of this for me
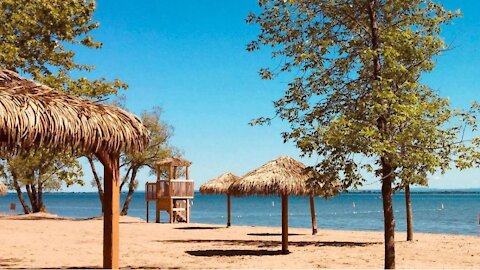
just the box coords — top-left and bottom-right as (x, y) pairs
(145, 180), (195, 200)
(145, 179), (194, 223)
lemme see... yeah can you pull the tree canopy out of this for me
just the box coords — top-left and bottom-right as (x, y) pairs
(248, 0), (470, 187)
(0, 149), (83, 212)
(0, 0), (126, 98)
(0, 0), (127, 212)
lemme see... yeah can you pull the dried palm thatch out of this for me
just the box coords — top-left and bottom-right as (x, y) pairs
(0, 70), (149, 155)
(0, 182), (7, 196)
(200, 172), (240, 195)
(156, 157), (191, 167)
(229, 156), (312, 197)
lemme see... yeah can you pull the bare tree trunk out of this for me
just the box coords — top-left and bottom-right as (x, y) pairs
(26, 184), (39, 213)
(11, 173), (31, 214)
(119, 166), (132, 192)
(37, 178), (45, 212)
(88, 156), (104, 213)
(121, 167), (138, 216)
(31, 183), (40, 212)
(405, 184), (413, 241)
(309, 196), (318, 235)
(381, 160), (396, 269)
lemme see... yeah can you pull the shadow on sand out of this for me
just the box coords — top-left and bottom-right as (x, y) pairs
(14, 265), (181, 270)
(247, 233), (305, 237)
(175, 226), (224, 230)
(0, 215), (70, 221)
(159, 239), (381, 249)
(12, 267), (100, 269)
(186, 249), (285, 257)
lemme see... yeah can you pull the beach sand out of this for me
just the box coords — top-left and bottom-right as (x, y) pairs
(0, 213), (478, 269)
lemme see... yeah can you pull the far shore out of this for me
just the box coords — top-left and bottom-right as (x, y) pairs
(2, 188), (480, 195)
(0, 213), (479, 269)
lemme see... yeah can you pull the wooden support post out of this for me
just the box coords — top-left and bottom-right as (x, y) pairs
(145, 183), (149, 223)
(100, 152), (120, 269)
(227, 193), (231, 227)
(309, 196), (318, 235)
(186, 166), (190, 180)
(281, 194), (289, 254)
(169, 166), (174, 180)
(169, 199), (174, 223)
(185, 199), (190, 223)
(146, 201), (149, 223)
(156, 181), (160, 223)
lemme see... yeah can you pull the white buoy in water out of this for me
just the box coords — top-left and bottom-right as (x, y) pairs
(353, 202), (356, 208)
(441, 203), (444, 210)
(272, 201), (275, 207)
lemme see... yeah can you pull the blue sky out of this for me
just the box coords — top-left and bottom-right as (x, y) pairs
(71, 0), (480, 192)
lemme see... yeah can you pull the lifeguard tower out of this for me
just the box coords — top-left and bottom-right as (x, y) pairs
(145, 157), (194, 223)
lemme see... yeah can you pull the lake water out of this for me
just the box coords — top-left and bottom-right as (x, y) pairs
(1, 192), (479, 235)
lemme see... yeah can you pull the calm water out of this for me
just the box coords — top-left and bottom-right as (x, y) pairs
(1, 192), (479, 235)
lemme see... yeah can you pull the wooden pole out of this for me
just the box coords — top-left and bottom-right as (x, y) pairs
(281, 194), (289, 254)
(309, 196), (318, 235)
(169, 166), (174, 180)
(145, 183), (149, 223)
(227, 193), (231, 227)
(146, 201), (149, 223)
(186, 199), (190, 223)
(405, 184), (413, 241)
(156, 181), (160, 223)
(100, 152), (120, 269)
(169, 199), (174, 223)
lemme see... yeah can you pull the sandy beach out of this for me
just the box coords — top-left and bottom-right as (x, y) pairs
(0, 213), (478, 269)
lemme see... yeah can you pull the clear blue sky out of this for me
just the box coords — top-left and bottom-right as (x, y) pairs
(71, 0), (480, 192)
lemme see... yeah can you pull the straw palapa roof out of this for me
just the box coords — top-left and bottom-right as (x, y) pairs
(0, 182), (7, 196)
(0, 70), (149, 155)
(228, 156), (312, 197)
(200, 172), (240, 195)
(155, 157), (191, 167)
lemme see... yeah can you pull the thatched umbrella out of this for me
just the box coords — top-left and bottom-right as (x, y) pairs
(200, 172), (240, 227)
(155, 157), (192, 180)
(229, 156), (317, 254)
(0, 182), (7, 196)
(0, 70), (149, 268)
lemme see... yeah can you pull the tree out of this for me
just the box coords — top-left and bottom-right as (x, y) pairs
(397, 164), (428, 241)
(89, 107), (177, 216)
(0, 0), (127, 209)
(246, 1), (475, 268)
(0, 0), (126, 98)
(0, 150), (84, 213)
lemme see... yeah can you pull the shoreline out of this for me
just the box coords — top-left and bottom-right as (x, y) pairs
(2, 212), (479, 237)
(3, 189), (480, 194)
(1, 213), (479, 269)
